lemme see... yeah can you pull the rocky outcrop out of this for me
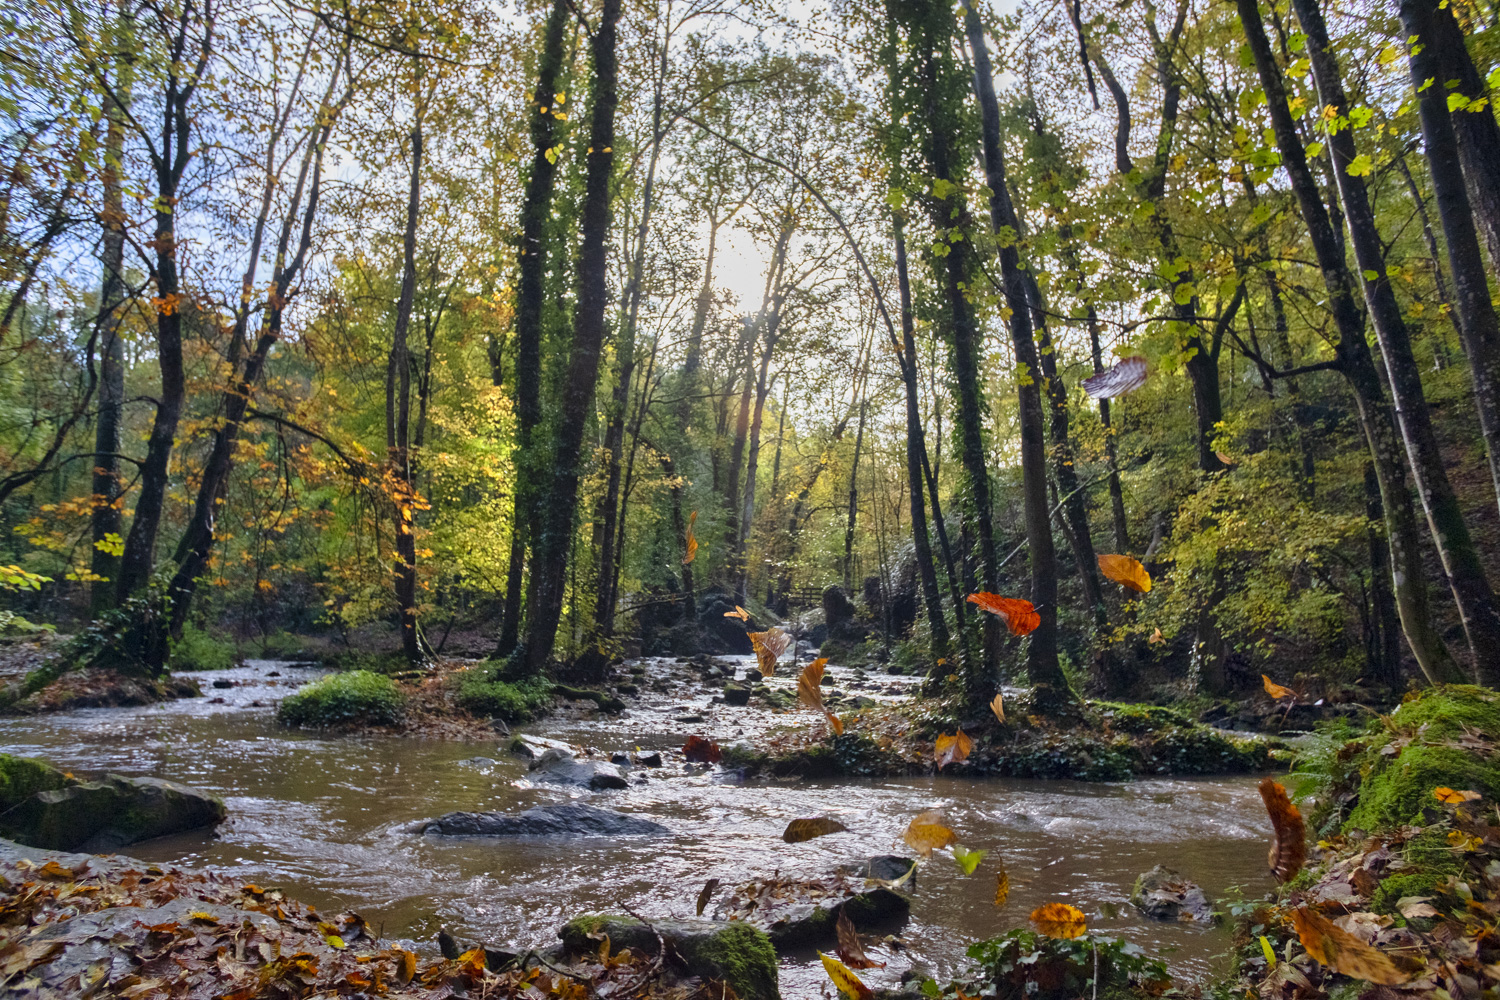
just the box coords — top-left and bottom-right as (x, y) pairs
(1130, 865), (1213, 922)
(409, 803), (669, 838)
(560, 915), (777, 1000)
(0, 766), (226, 852)
(530, 749), (629, 791)
(840, 855), (918, 884)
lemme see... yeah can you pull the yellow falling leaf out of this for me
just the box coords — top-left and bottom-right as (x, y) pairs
(903, 810), (957, 857)
(994, 863), (1010, 907)
(1262, 674), (1295, 701)
(1030, 902), (1087, 939)
(935, 729), (973, 770)
(990, 692), (1005, 725)
(1097, 554), (1151, 593)
(820, 952), (874, 1000)
(683, 510), (698, 565)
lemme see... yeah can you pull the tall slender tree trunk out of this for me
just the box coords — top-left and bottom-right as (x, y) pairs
(1240, 0), (1466, 683)
(1425, 0), (1500, 271)
(1365, 464), (1402, 689)
(960, 0), (1069, 705)
(91, 85), (128, 614)
(842, 396), (867, 591)
(1396, 154), (1464, 354)
(1289, 0), (1500, 684)
(498, 0), (570, 657)
(518, 0), (621, 675)
(735, 326), (777, 602)
(895, 222), (950, 659)
(1400, 0), (1500, 519)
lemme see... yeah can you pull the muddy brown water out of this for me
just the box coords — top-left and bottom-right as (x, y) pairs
(0, 657), (1277, 997)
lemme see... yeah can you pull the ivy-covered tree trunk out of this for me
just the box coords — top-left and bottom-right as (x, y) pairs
(959, 0), (1070, 707)
(1399, 0), (1500, 520)
(498, 0), (570, 658)
(1424, 0), (1500, 272)
(518, 0), (621, 675)
(1240, 0), (1466, 684)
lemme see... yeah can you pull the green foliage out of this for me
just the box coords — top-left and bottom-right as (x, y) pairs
(451, 671), (553, 722)
(0, 611), (52, 636)
(967, 930), (1170, 1000)
(169, 625), (238, 672)
(277, 671), (405, 728)
(1346, 743), (1500, 832)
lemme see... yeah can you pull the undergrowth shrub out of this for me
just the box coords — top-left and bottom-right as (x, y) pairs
(169, 624), (238, 672)
(451, 670), (552, 722)
(277, 671), (404, 727)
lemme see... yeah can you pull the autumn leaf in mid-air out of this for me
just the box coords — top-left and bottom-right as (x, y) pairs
(683, 734), (722, 764)
(1262, 674), (1295, 700)
(1258, 778), (1306, 882)
(1081, 355), (1148, 398)
(966, 593), (1040, 636)
(990, 692), (1005, 725)
(935, 729), (972, 770)
(1434, 787), (1481, 804)
(1097, 554), (1151, 593)
(748, 628), (791, 676)
(825, 711), (845, 735)
(798, 658), (830, 711)
(820, 952), (875, 999)
(903, 809), (957, 857)
(951, 844), (986, 875)
(994, 863), (1010, 907)
(835, 910), (885, 969)
(1030, 902), (1087, 939)
(782, 817), (849, 843)
(682, 510), (698, 565)
(1290, 907), (1407, 984)
(724, 606), (750, 621)
(696, 878), (720, 916)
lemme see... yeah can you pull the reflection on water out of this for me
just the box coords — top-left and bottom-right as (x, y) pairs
(0, 659), (1274, 995)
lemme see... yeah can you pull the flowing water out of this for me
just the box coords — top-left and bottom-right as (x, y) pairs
(0, 658), (1277, 997)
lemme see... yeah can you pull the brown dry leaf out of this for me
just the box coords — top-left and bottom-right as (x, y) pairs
(994, 863), (1010, 908)
(1097, 554), (1152, 593)
(1435, 787), (1482, 804)
(1030, 902), (1087, 939)
(904, 810), (957, 857)
(966, 593), (1040, 636)
(748, 628), (791, 676)
(1148, 626), (1164, 644)
(683, 734), (723, 764)
(394, 948), (418, 987)
(782, 817), (850, 843)
(825, 710), (845, 735)
(683, 511), (698, 565)
(820, 952), (875, 1000)
(935, 729), (973, 770)
(990, 692), (1005, 725)
(696, 878), (720, 916)
(1259, 778), (1307, 882)
(1290, 907), (1407, 984)
(799, 658), (830, 711)
(1262, 674), (1296, 701)
(36, 860), (73, 880)
(835, 909), (886, 969)
(1081, 355), (1148, 398)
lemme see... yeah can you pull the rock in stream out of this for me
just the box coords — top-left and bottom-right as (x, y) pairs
(409, 803), (669, 838)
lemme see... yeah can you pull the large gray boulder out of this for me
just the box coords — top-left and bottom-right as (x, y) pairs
(410, 803), (669, 838)
(530, 748), (628, 791)
(1130, 865), (1213, 922)
(0, 774), (226, 852)
(560, 915), (777, 1000)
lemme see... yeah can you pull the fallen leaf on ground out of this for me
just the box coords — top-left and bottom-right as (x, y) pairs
(1031, 902), (1087, 939)
(1290, 906), (1407, 984)
(935, 729), (972, 770)
(1098, 554), (1151, 593)
(1395, 896), (1439, 918)
(835, 909), (885, 969)
(966, 593), (1040, 636)
(1259, 777), (1307, 882)
(904, 810), (957, 857)
(782, 817), (850, 843)
(683, 734), (722, 764)
(1434, 787), (1481, 804)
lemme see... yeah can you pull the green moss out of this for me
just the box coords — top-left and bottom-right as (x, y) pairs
(686, 922), (778, 1000)
(0, 754), (72, 811)
(998, 734), (1135, 781)
(452, 671), (552, 722)
(1142, 726), (1266, 775)
(277, 670), (405, 728)
(1387, 685), (1500, 741)
(1345, 744), (1500, 832)
(1092, 702), (1194, 734)
(1371, 870), (1452, 914)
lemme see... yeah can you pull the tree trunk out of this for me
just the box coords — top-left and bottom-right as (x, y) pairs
(498, 0), (570, 657)
(842, 396), (867, 591)
(1365, 463), (1402, 689)
(1240, 0), (1466, 683)
(90, 85), (128, 614)
(961, 0), (1069, 705)
(1426, 0), (1500, 271)
(1290, 0), (1500, 684)
(1400, 0), (1500, 519)
(895, 222), (950, 659)
(517, 0), (621, 675)
(735, 324), (777, 602)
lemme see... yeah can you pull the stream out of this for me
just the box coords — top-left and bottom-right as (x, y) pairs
(0, 657), (1277, 996)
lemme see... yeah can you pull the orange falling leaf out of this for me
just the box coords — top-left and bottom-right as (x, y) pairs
(723, 606), (750, 621)
(798, 658), (830, 711)
(748, 628), (790, 676)
(1262, 674), (1295, 701)
(682, 511), (698, 565)
(994, 863), (1010, 907)
(1434, 787), (1482, 804)
(966, 593), (1040, 636)
(989, 692), (1005, 725)
(903, 810), (957, 857)
(1097, 554), (1152, 593)
(935, 729), (973, 770)
(782, 817), (849, 843)
(1148, 627), (1164, 644)
(1258, 778), (1307, 883)
(825, 710), (845, 735)
(1030, 902), (1087, 939)
(1290, 907), (1407, 984)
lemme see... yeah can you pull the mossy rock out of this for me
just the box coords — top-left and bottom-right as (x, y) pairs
(559, 915), (776, 1000)
(1387, 685), (1500, 740)
(1371, 870), (1453, 914)
(277, 670), (405, 728)
(0, 773), (226, 851)
(452, 671), (553, 722)
(1139, 726), (1268, 775)
(0, 754), (73, 811)
(1091, 702), (1193, 735)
